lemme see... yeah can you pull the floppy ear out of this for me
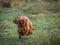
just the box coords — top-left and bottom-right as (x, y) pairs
(13, 18), (18, 24)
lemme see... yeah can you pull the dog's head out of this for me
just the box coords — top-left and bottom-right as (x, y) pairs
(13, 16), (28, 26)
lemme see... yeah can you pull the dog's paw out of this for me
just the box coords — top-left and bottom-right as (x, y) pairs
(19, 37), (21, 39)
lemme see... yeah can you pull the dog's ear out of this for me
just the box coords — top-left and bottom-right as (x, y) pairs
(13, 18), (18, 24)
(24, 18), (28, 21)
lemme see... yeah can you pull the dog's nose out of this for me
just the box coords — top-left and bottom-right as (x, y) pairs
(19, 20), (23, 24)
(20, 21), (23, 23)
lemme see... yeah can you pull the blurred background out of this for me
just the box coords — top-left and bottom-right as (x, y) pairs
(0, 0), (60, 45)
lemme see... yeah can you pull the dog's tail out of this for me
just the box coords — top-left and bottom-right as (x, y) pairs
(32, 27), (36, 30)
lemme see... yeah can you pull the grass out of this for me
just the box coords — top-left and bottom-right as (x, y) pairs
(0, 9), (60, 45)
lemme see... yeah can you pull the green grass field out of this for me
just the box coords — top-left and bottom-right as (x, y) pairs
(0, 9), (60, 45)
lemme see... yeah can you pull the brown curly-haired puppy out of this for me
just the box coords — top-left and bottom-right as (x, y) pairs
(13, 16), (33, 39)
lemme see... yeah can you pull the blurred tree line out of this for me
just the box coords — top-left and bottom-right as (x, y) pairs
(0, 0), (60, 13)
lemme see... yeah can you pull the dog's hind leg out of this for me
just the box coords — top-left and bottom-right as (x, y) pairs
(26, 31), (29, 36)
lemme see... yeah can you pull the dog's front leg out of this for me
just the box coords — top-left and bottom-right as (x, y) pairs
(19, 34), (22, 39)
(18, 31), (22, 39)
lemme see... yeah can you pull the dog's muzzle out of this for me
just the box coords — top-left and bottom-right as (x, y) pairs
(19, 20), (24, 24)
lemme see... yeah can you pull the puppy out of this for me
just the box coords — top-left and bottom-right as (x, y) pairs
(13, 16), (33, 39)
